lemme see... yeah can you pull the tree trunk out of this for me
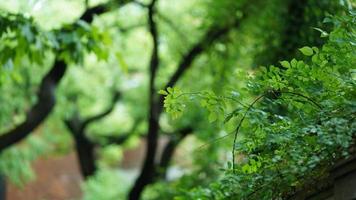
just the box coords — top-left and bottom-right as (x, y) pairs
(0, 174), (6, 200)
(73, 134), (97, 178)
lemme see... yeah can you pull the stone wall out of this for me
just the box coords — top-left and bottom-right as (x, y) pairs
(292, 155), (356, 200)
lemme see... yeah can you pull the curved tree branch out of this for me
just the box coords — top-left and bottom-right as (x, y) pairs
(158, 18), (244, 110)
(156, 12), (189, 45)
(81, 0), (139, 22)
(0, 60), (66, 152)
(96, 118), (143, 146)
(81, 4), (108, 22)
(160, 20), (245, 100)
(65, 90), (122, 178)
(82, 91), (121, 129)
(0, 2), (119, 153)
(158, 127), (193, 179)
(162, 20), (242, 93)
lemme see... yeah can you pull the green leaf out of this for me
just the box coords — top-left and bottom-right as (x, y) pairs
(290, 59), (298, 67)
(280, 61), (290, 68)
(299, 46), (314, 56)
(158, 90), (168, 95)
(313, 27), (328, 38)
(167, 87), (173, 93)
(208, 112), (217, 122)
(115, 52), (128, 74)
(4, 59), (13, 70)
(311, 47), (319, 53)
(77, 20), (91, 31)
(21, 24), (34, 42)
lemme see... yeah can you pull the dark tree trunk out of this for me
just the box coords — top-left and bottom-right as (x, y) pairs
(65, 91), (122, 179)
(0, 174), (6, 200)
(277, 0), (308, 61)
(128, 1), (160, 199)
(73, 134), (97, 178)
(128, 106), (161, 200)
(65, 116), (97, 179)
(127, 1), (245, 198)
(260, 0), (308, 66)
(128, 1), (160, 198)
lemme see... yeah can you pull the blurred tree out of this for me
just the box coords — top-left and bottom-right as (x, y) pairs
(0, 0), (354, 200)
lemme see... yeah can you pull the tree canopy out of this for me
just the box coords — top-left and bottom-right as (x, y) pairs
(0, 0), (355, 200)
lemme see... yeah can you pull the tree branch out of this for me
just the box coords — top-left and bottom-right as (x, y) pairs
(0, 60), (66, 152)
(148, 0), (159, 98)
(0, 2), (121, 152)
(128, 0), (160, 199)
(158, 127), (193, 179)
(162, 20), (242, 93)
(118, 23), (146, 33)
(64, 89), (121, 178)
(81, 0), (139, 23)
(157, 19), (244, 112)
(64, 115), (97, 178)
(80, 4), (108, 23)
(82, 91), (121, 129)
(130, 6), (245, 200)
(133, 0), (149, 8)
(156, 12), (189, 45)
(95, 118), (143, 146)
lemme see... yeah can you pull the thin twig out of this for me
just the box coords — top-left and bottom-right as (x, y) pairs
(232, 93), (266, 171)
(196, 130), (236, 151)
(281, 91), (322, 109)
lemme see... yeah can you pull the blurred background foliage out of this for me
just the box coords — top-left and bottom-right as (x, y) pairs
(0, 0), (354, 199)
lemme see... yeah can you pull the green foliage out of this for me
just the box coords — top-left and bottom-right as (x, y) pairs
(162, 87), (246, 123)
(0, 0), (354, 199)
(98, 145), (123, 168)
(54, 20), (111, 63)
(0, 13), (50, 68)
(161, 11), (356, 199)
(0, 130), (57, 187)
(299, 46), (314, 56)
(0, 9), (110, 186)
(82, 169), (132, 200)
(0, 12), (109, 70)
(162, 87), (186, 119)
